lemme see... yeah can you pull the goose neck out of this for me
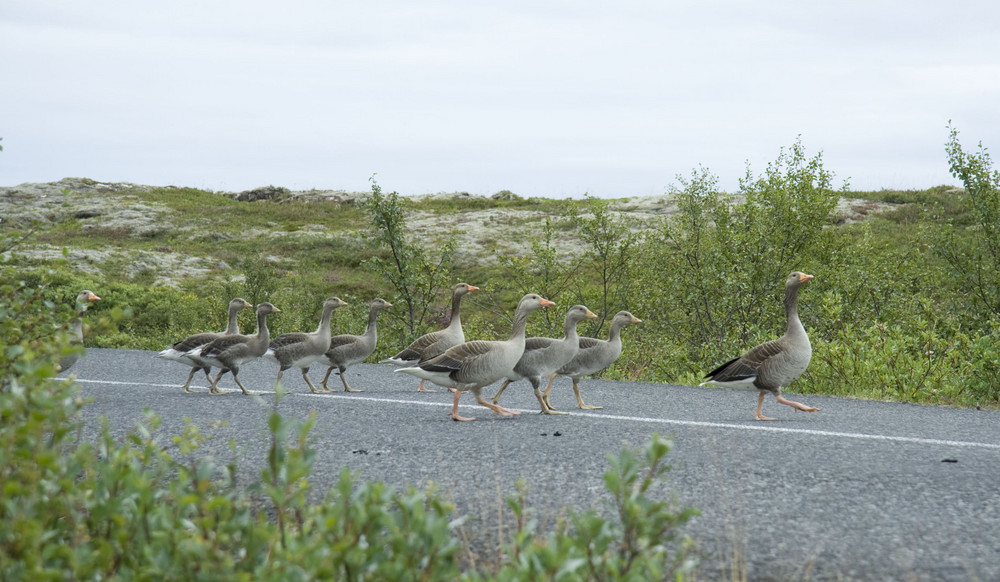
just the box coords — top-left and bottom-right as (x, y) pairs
(318, 304), (336, 335)
(225, 305), (242, 334)
(508, 308), (530, 341)
(256, 310), (270, 338)
(365, 306), (380, 336)
(784, 285), (804, 335)
(448, 292), (464, 328)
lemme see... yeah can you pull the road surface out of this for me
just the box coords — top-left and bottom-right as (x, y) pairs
(64, 348), (1000, 581)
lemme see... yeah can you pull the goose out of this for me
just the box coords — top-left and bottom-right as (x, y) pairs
(190, 302), (281, 395)
(396, 293), (554, 422)
(264, 297), (348, 393)
(381, 282), (479, 392)
(491, 304), (597, 414)
(156, 297), (252, 392)
(700, 271), (820, 421)
(546, 310), (642, 411)
(58, 289), (101, 373)
(318, 298), (392, 392)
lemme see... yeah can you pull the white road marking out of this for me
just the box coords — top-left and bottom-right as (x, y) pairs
(76, 378), (1000, 451)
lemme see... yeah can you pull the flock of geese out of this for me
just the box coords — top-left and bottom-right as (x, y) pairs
(66, 272), (821, 422)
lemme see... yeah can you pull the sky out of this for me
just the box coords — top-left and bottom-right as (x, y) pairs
(2, 1), (999, 198)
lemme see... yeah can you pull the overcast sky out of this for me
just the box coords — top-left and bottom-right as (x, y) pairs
(2, 1), (998, 197)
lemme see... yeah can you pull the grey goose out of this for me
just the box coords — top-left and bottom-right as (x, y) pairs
(547, 310), (642, 411)
(156, 297), (252, 392)
(190, 302), (281, 395)
(396, 293), (554, 422)
(264, 297), (348, 393)
(491, 304), (597, 414)
(381, 282), (478, 392)
(700, 271), (820, 421)
(319, 298), (392, 392)
(57, 289), (101, 373)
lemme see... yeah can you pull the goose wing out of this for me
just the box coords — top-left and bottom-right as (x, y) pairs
(270, 332), (310, 349)
(420, 340), (496, 373)
(705, 339), (784, 382)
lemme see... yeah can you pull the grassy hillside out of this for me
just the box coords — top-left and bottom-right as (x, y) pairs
(3, 134), (999, 408)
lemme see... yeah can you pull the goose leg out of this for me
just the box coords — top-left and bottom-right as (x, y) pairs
(542, 382), (556, 410)
(416, 379), (435, 393)
(320, 367), (336, 392)
(534, 377), (566, 415)
(572, 379), (602, 410)
(339, 366), (363, 392)
(491, 379), (512, 405)
(450, 390), (475, 422)
(231, 370), (253, 395)
(209, 369), (229, 394)
(776, 394), (819, 413)
(181, 367), (199, 393)
(301, 367), (324, 394)
(754, 391), (776, 421)
(473, 387), (520, 417)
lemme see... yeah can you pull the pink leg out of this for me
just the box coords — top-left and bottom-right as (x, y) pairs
(754, 392), (776, 421)
(181, 367), (198, 392)
(474, 387), (519, 417)
(451, 390), (475, 422)
(776, 394), (819, 413)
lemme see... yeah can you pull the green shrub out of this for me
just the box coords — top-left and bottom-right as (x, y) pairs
(474, 433), (698, 581)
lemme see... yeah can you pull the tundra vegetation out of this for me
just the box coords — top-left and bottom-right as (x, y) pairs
(8, 133), (991, 406)
(1, 127), (998, 576)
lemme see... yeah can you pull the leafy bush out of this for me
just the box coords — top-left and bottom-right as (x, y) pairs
(363, 178), (457, 340)
(635, 139), (843, 375)
(939, 124), (1000, 317)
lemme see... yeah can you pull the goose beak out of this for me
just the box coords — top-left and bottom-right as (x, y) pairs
(88, 292), (101, 302)
(468, 285), (479, 292)
(540, 298), (556, 308)
(799, 273), (814, 283)
(630, 315), (643, 324)
(585, 309), (598, 319)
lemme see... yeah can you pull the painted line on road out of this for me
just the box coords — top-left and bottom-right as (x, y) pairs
(77, 378), (1000, 451)
(295, 392), (1000, 452)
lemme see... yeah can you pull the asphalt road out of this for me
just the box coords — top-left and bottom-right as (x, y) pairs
(64, 348), (1000, 581)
